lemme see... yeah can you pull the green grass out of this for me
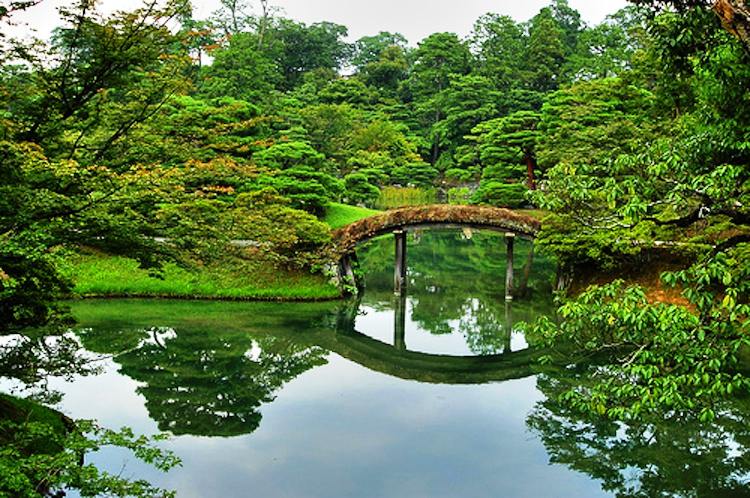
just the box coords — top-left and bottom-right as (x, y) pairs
(375, 187), (437, 210)
(64, 203), (383, 302)
(516, 209), (548, 220)
(65, 253), (341, 301)
(324, 202), (380, 229)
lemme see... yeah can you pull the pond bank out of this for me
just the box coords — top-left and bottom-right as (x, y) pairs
(568, 250), (697, 306)
(62, 204), (385, 302)
(63, 251), (341, 302)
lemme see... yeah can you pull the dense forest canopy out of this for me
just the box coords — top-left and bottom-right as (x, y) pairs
(0, 0), (749, 495)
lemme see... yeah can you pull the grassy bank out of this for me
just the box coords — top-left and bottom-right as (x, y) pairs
(324, 202), (380, 229)
(374, 187), (437, 209)
(64, 253), (340, 301)
(63, 203), (383, 302)
(516, 209), (548, 221)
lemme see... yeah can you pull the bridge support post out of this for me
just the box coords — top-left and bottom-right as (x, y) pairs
(339, 254), (357, 295)
(394, 229), (407, 295)
(505, 233), (515, 301)
(504, 300), (513, 354)
(394, 292), (407, 350)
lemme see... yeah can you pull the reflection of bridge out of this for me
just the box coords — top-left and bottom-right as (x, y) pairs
(332, 205), (541, 299)
(311, 297), (562, 385)
(319, 329), (551, 384)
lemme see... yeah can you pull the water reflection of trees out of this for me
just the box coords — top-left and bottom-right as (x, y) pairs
(528, 370), (750, 498)
(71, 297), (550, 437)
(0, 326), (101, 403)
(358, 230), (557, 354)
(77, 324), (328, 437)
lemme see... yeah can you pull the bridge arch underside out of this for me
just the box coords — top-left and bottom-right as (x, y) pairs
(349, 222), (535, 251)
(323, 207), (549, 381)
(318, 328), (554, 384)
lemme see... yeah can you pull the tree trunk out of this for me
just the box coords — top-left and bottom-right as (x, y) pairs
(713, 0), (750, 52)
(431, 107), (442, 166)
(525, 153), (537, 190)
(257, 0), (270, 50)
(431, 140), (440, 166)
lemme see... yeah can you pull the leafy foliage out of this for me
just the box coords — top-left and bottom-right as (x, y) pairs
(528, 371), (750, 498)
(1, 416), (180, 498)
(522, 3), (750, 423)
(528, 270), (750, 422)
(198, 32), (279, 103)
(537, 78), (658, 170)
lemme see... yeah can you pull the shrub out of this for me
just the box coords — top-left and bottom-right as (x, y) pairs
(445, 168), (475, 183)
(447, 187), (472, 205)
(390, 161), (439, 188)
(262, 166), (343, 216)
(231, 193), (332, 268)
(472, 181), (527, 208)
(344, 172), (380, 206)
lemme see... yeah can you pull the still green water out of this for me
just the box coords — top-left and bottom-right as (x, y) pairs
(56, 230), (750, 497)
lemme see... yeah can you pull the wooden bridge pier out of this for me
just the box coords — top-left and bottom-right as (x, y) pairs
(505, 233), (515, 301)
(338, 252), (364, 295)
(504, 300), (513, 354)
(394, 229), (407, 295)
(394, 292), (407, 350)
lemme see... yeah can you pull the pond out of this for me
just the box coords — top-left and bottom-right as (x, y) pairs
(48, 230), (750, 497)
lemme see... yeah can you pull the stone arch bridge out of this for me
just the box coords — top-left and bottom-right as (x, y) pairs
(331, 205), (541, 298)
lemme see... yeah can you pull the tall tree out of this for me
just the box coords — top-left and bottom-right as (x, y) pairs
(470, 14), (525, 91)
(526, 5), (750, 421)
(256, 0), (274, 49)
(263, 19), (351, 90)
(351, 31), (408, 70)
(0, 0), (195, 331)
(475, 111), (542, 189)
(432, 74), (500, 169)
(523, 7), (567, 92)
(198, 32), (279, 103)
(550, 0), (584, 55)
(12, 0), (192, 163)
(630, 0), (750, 51)
(211, 0), (253, 36)
(405, 32), (472, 165)
(537, 78), (657, 170)
(565, 7), (646, 80)
(361, 44), (409, 93)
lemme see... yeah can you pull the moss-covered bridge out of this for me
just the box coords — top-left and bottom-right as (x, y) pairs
(331, 205), (542, 298)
